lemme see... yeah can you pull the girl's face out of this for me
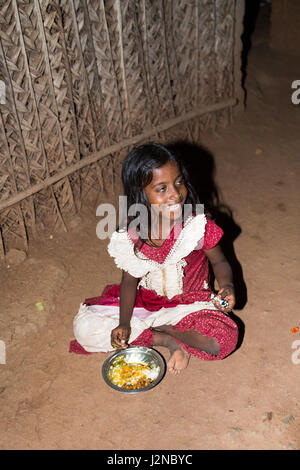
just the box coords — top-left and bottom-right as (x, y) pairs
(144, 161), (188, 226)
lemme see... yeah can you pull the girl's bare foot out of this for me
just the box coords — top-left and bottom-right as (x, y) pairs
(167, 341), (190, 375)
(152, 330), (190, 374)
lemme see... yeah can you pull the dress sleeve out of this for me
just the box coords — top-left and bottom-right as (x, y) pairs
(202, 217), (224, 250)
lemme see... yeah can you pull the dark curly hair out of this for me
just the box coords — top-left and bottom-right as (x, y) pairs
(119, 142), (201, 251)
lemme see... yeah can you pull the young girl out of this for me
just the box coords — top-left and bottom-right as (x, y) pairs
(72, 142), (238, 374)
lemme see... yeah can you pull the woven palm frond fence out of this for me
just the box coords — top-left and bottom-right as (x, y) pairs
(0, 0), (244, 258)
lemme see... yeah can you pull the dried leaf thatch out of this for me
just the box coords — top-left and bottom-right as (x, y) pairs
(0, 0), (244, 257)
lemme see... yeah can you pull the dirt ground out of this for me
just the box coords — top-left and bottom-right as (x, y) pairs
(1, 5), (300, 450)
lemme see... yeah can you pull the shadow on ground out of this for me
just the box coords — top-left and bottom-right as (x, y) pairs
(167, 140), (247, 352)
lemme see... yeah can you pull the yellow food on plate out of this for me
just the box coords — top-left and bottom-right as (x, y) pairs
(108, 356), (158, 390)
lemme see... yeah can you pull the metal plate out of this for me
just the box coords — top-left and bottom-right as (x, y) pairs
(102, 346), (166, 394)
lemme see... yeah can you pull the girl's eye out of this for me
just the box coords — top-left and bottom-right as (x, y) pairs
(176, 179), (184, 185)
(157, 186), (167, 192)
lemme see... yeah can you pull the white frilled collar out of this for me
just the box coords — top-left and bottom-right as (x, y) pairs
(107, 213), (207, 278)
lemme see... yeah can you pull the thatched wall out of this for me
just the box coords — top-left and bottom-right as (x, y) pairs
(0, 0), (244, 257)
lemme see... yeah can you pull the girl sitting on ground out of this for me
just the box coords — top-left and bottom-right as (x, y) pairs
(73, 142), (238, 374)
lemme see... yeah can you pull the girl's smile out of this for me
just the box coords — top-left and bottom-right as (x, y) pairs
(144, 161), (188, 228)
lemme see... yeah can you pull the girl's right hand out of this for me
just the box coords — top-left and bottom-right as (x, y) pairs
(111, 324), (131, 349)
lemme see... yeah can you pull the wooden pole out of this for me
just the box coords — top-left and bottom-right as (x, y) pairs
(0, 97), (237, 212)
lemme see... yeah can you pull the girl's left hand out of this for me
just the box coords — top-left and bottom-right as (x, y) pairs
(214, 285), (235, 313)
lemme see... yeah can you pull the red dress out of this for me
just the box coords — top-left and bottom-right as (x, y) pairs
(77, 216), (238, 361)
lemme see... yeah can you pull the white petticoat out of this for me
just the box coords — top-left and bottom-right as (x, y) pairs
(73, 300), (217, 352)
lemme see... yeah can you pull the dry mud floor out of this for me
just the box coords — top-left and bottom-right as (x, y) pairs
(1, 12), (300, 451)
